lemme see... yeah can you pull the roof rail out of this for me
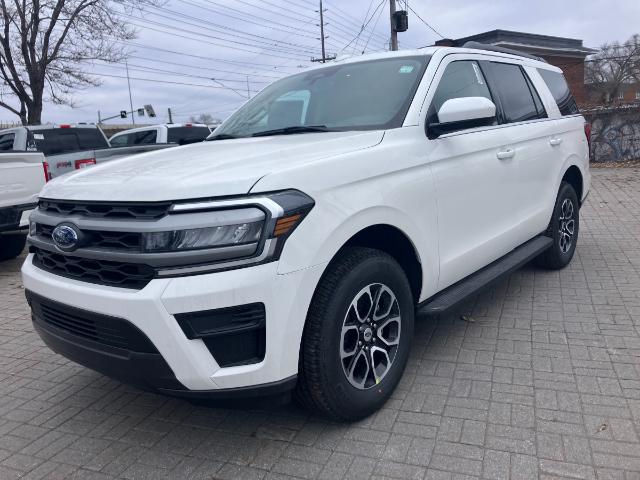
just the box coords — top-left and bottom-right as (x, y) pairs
(462, 41), (547, 63)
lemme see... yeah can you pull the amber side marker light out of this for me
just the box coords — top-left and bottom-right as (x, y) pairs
(273, 213), (303, 237)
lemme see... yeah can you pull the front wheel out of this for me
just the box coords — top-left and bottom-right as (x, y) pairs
(295, 247), (414, 421)
(536, 181), (579, 269)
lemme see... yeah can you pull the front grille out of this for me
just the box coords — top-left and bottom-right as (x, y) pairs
(39, 199), (171, 220)
(27, 291), (158, 353)
(32, 247), (154, 289)
(37, 224), (141, 251)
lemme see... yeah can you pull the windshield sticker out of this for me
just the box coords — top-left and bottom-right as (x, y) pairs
(399, 65), (415, 74)
(33, 133), (44, 140)
(472, 63), (485, 85)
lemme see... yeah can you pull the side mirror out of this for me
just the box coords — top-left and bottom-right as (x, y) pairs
(428, 97), (496, 139)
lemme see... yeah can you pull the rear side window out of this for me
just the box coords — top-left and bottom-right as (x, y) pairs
(167, 127), (210, 145)
(133, 130), (157, 145)
(429, 60), (493, 124)
(537, 69), (579, 115)
(487, 62), (545, 123)
(109, 134), (129, 146)
(0, 133), (15, 151)
(30, 128), (108, 155)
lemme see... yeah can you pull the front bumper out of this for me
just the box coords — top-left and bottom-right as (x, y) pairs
(22, 255), (325, 395)
(0, 203), (35, 233)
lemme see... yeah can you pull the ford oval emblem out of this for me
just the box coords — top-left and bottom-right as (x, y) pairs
(52, 224), (79, 251)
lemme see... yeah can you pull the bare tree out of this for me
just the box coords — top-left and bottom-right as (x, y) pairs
(0, 0), (158, 125)
(585, 34), (640, 105)
(189, 113), (222, 125)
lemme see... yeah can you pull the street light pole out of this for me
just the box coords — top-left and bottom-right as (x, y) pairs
(125, 60), (135, 125)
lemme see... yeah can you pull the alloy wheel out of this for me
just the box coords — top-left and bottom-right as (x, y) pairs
(340, 283), (401, 389)
(558, 198), (575, 254)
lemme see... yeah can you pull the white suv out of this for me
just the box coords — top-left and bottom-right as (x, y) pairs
(22, 45), (590, 420)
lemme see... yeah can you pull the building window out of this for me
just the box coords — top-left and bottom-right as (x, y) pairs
(618, 91), (624, 100)
(636, 91), (640, 100)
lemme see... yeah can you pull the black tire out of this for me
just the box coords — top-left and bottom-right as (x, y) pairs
(295, 247), (414, 421)
(536, 181), (579, 269)
(0, 233), (27, 261)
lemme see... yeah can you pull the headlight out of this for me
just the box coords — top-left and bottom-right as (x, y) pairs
(142, 222), (263, 252)
(151, 190), (314, 276)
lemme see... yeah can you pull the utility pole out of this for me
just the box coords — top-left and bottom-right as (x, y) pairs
(319, 0), (326, 62)
(125, 60), (135, 125)
(389, 0), (398, 51)
(246, 76), (251, 99)
(167, 107), (173, 124)
(311, 0), (336, 63)
(97, 110), (101, 125)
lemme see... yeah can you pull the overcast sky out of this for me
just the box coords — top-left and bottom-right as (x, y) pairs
(27, 0), (640, 125)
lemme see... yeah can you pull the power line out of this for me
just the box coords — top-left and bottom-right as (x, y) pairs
(94, 61), (272, 85)
(145, 5), (319, 54)
(341, 0), (386, 54)
(127, 56), (283, 80)
(119, 13), (314, 58)
(121, 41), (302, 72)
(88, 72), (263, 91)
(407, 5), (444, 39)
(361, 2), (386, 53)
(185, 0), (320, 40)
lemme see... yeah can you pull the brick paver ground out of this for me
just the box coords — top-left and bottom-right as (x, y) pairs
(1, 168), (639, 480)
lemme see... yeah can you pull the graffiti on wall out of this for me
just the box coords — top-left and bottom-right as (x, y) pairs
(585, 108), (640, 162)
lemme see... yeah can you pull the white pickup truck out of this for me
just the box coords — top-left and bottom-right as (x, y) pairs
(22, 45), (590, 420)
(0, 152), (45, 260)
(0, 124), (171, 179)
(108, 123), (212, 147)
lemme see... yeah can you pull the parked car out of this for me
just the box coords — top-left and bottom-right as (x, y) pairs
(22, 45), (590, 420)
(0, 124), (171, 178)
(108, 123), (212, 146)
(0, 152), (46, 261)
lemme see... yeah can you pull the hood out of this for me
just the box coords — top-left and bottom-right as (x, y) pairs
(40, 130), (384, 202)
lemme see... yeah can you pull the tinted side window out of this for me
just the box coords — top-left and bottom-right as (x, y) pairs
(537, 69), (579, 115)
(0, 133), (15, 151)
(167, 127), (210, 145)
(488, 62), (541, 123)
(75, 128), (109, 150)
(429, 60), (493, 124)
(133, 130), (157, 145)
(109, 134), (129, 146)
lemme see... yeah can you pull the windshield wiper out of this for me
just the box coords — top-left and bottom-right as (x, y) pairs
(207, 134), (240, 141)
(251, 125), (334, 137)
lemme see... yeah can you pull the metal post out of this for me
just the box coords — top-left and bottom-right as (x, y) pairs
(389, 0), (398, 51)
(125, 60), (135, 125)
(168, 107), (173, 124)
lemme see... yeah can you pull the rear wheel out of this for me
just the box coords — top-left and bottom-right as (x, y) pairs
(536, 181), (579, 269)
(295, 247), (414, 421)
(0, 234), (27, 261)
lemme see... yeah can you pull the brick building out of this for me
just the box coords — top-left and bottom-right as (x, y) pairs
(435, 30), (597, 105)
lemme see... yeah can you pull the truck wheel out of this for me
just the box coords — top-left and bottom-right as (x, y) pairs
(536, 181), (579, 269)
(296, 247), (414, 421)
(0, 234), (27, 261)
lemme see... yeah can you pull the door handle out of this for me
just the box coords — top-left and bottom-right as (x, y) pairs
(496, 148), (515, 160)
(549, 137), (563, 146)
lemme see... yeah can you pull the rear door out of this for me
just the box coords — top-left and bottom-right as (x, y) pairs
(481, 61), (559, 239)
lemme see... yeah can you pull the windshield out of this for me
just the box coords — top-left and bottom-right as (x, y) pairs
(212, 55), (430, 139)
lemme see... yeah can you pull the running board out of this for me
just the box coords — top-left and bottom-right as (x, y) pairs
(417, 236), (552, 315)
